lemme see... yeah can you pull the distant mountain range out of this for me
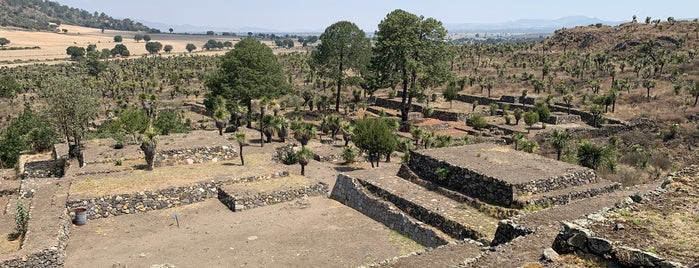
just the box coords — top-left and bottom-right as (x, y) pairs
(137, 16), (623, 35)
(445, 16), (624, 34)
(135, 20), (277, 34)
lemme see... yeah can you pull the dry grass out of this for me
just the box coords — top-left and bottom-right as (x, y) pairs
(0, 24), (306, 67)
(69, 153), (284, 198)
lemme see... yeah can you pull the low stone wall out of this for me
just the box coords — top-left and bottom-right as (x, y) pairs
(218, 182), (328, 211)
(22, 159), (67, 179)
(331, 173), (451, 248)
(519, 183), (621, 208)
(66, 171), (289, 220)
(155, 145), (238, 167)
(552, 221), (685, 267)
(547, 113), (581, 125)
(396, 165), (520, 220)
(373, 98), (466, 123)
(67, 181), (219, 219)
(0, 181), (72, 268)
(408, 151), (515, 207)
(512, 169), (597, 196)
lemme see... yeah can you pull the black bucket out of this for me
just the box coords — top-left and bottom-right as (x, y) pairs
(73, 208), (87, 225)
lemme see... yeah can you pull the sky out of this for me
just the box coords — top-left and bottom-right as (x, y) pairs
(55, 0), (699, 32)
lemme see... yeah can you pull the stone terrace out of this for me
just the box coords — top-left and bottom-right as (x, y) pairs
(346, 169), (499, 243)
(409, 143), (605, 207)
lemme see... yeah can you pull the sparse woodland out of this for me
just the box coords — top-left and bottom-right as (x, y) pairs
(0, 12), (698, 188)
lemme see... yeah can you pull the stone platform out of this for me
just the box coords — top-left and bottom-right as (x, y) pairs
(409, 143), (602, 207)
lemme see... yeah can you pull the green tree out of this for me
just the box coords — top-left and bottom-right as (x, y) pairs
(293, 122), (317, 148)
(154, 110), (187, 135)
(205, 38), (289, 122)
(213, 101), (230, 136)
(39, 77), (98, 167)
(185, 43), (197, 53)
(66, 46), (85, 60)
(163, 44), (173, 53)
(140, 126), (158, 171)
(642, 79), (656, 102)
(523, 111), (539, 133)
(134, 34), (143, 42)
(143, 34), (152, 42)
(0, 37), (10, 47)
(145, 41), (162, 54)
(442, 82), (459, 109)
(120, 108), (150, 142)
(0, 108), (57, 168)
(234, 132), (246, 165)
(690, 80), (699, 107)
(169, 28), (174, 34)
(550, 129), (571, 160)
(589, 104), (604, 127)
(353, 118), (397, 168)
(372, 9), (450, 121)
(312, 21), (371, 112)
(513, 108), (524, 125)
(296, 147), (314, 176)
(468, 113), (488, 130)
(111, 44), (130, 57)
(534, 101), (551, 128)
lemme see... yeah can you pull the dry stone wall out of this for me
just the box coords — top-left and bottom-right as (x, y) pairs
(408, 151), (516, 207)
(22, 159), (67, 179)
(218, 182), (329, 211)
(155, 145), (238, 167)
(512, 169), (597, 196)
(331, 173), (450, 248)
(66, 171), (289, 220)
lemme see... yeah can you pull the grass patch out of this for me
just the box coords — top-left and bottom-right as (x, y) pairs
(387, 229), (424, 255)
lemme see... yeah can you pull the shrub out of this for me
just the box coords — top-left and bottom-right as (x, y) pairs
(281, 151), (298, 165)
(435, 167), (450, 180)
(113, 140), (124, 149)
(388, 89), (397, 99)
(341, 146), (357, 163)
(9, 201), (28, 241)
(468, 113), (488, 130)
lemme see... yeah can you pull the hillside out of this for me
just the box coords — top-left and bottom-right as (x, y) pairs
(0, 0), (157, 32)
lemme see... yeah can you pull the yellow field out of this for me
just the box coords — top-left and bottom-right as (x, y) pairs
(0, 25), (307, 67)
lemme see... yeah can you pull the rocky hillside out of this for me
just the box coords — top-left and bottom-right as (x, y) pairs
(0, 0), (158, 32)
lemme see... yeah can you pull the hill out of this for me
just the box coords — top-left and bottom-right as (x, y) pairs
(0, 0), (158, 32)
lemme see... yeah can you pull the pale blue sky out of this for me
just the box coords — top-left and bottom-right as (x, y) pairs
(56, 0), (699, 32)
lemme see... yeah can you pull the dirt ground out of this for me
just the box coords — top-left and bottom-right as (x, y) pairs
(64, 197), (422, 268)
(60, 126), (420, 268)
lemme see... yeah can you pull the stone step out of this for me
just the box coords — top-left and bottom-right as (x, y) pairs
(331, 172), (455, 248)
(347, 169), (499, 244)
(515, 180), (622, 208)
(217, 175), (328, 212)
(396, 165), (520, 220)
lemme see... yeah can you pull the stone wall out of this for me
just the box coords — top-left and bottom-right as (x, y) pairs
(373, 98), (467, 123)
(66, 171), (288, 220)
(552, 221), (685, 267)
(331, 173), (451, 248)
(155, 145), (238, 167)
(408, 151), (515, 207)
(0, 181), (72, 268)
(512, 169), (597, 196)
(22, 159), (67, 179)
(518, 183), (621, 208)
(218, 182), (329, 211)
(396, 165), (520, 220)
(547, 113), (581, 125)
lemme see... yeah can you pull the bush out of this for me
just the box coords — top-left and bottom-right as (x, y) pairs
(435, 167), (450, 180)
(468, 113), (488, 130)
(281, 151), (298, 165)
(341, 146), (357, 163)
(388, 89), (397, 99)
(8, 201), (28, 241)
(114, 140), (124, 149)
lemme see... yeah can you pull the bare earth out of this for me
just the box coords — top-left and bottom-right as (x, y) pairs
(64, 197), (422, 268)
